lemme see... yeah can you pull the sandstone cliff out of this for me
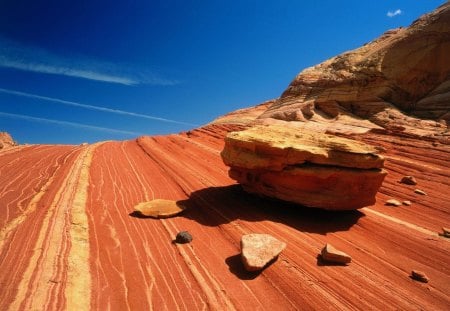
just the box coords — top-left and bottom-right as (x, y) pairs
(257, 3), (450, 141)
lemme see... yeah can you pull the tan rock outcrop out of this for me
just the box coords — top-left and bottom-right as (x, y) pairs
(221, 124), (387, 210)
(0, 132), (16, 150)
(259, 3), (450, 142)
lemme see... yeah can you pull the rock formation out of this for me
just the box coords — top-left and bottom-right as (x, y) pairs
(0, 132), (16, 150)
(221, 124), (387, 210)
(1, 4), (450, 311)
(258, 3), (450, 142)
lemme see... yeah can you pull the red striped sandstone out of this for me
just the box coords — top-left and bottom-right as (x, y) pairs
(1, 3), (450, 310)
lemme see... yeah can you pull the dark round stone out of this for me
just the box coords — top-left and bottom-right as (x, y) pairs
(175, 231), (193, 244)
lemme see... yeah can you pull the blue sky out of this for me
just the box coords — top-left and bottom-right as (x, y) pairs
(0, 0), (445, 144)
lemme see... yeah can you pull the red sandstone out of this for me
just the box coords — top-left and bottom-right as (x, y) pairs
(0, 124), (449, 310)
(1, 3), (450, 310)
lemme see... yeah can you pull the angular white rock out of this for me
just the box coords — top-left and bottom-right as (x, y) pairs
(241, 234), (286, 272)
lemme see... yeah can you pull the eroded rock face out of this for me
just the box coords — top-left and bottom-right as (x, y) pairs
(0, 132), (16, 150)
(259, 3), (450, 142)
(221, 124), (387, 210)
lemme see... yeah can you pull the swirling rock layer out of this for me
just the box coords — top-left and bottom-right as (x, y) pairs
(1, 124), (449, 310)
(1, 3), (450, 310)
(259, 3), (450, 142)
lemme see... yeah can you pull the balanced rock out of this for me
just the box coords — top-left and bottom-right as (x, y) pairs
(241, 234), (286, 272)
(400, 176), (417, 185)
(321, 243), (352, 265)
(221, 124), (387, 210)
(134, 199), (186, 218)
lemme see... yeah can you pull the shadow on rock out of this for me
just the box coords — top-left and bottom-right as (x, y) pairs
(225, 254), (263, 280)
(129, 211), (148, 219)
(316, 254), (349, 267)
(179, 184), (364, 235)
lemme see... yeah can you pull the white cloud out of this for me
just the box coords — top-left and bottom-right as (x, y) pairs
(0, 111), (143, 136)
(0, 37), (178, 86)
(0, 87), (198, 127)
(387, 9), (402, 18)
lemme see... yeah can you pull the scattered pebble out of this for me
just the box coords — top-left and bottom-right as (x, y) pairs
(439, 227), (450, 238)
(400, 176), (417, 185)
(175, 231), (193, 244)
(385, 199), (402, 207)
(241, 233), (286, 272)
(133, 199), (186, 218)
(402, 200), (412, 206)
(414, 189), (427, 195)
(320, 243), (352, 265)
(411, 270), (429, 283)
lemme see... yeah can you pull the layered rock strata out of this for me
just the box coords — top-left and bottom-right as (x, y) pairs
(221, 124), (387, 210)
(258, 3), (450, 142)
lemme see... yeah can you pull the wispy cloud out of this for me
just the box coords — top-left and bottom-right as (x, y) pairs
(387, 9), (402, 18)
(0, 111), (143, 136)
(0, 87), (198, 127)
(0, 37), (178, 86)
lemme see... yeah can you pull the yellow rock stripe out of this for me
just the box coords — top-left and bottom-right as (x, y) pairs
(66, 145), (95, 310)
(9, 145), (96, 310)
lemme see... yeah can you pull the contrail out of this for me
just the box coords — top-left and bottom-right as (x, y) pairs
(0, 111), (143, 136)
(0, 88), (198, 127)
(0, 36), (179, 86)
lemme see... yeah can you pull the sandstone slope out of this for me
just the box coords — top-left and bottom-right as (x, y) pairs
(1, 3), (450, 310)
(0, 124), (449, 310)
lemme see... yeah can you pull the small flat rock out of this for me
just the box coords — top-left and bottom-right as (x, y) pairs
(402, 200), (412, 206)
(134, 199), (186, 218)
(175, 231), (193, 244)
(241, 234), (286, 272)
(414, 189), (427, 195)
(400, 176), (417, 185)
(321, 243), (352, 265)
(411, 270), (429, 283)
(385, 199), (402, 207)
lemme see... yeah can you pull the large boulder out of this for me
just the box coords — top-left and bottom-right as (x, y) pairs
(221, 124), (387, 210)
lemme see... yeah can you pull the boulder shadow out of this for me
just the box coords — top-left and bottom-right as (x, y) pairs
(129, 211), (147, 218)
(225, 254), (273, 280)
(316, 254), (350, 267)
(179, 184), (364, 235)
